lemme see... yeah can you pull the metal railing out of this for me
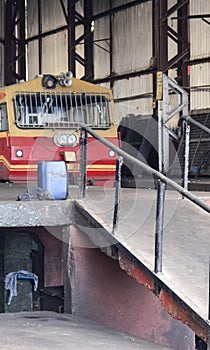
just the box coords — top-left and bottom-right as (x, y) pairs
(79, 121), (210, 261)
(182, 115), (210, 189)
(182, 115), (210, 136)
(79, 122), (210, 324)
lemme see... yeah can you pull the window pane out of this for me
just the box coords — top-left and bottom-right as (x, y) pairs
(0, 104), (8, 132)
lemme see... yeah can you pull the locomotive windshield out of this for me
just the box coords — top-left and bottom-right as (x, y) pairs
(14, 92), (111, 129)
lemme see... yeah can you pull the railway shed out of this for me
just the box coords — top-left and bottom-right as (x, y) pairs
(0, 1), (210, 349)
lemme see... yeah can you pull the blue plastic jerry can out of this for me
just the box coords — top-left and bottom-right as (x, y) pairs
(38, 161), (68, 200)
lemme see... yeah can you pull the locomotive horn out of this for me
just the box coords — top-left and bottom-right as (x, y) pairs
(59, 71), (73, 87)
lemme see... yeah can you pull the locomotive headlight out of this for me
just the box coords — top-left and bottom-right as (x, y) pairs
(53, 133), (67, 146)
(108, 150), (115, 157)
(67, 133), (78, 147)
(53, 132), (78, 147)
(58, 134), (68, 146)
(16, 150), (23, 157)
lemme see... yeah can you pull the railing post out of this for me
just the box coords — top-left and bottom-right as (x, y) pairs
(207, 260), (210, 349)
(112, 156), (123, 234)
(208, 260), (210, 320)
(183, 120), (190, 191)
(79, 128), (87, 199)
(154, 179), (166, 273)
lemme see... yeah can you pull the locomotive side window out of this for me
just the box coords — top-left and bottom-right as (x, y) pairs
(0, 104), (9, 132)
(14, 92), (111, 129)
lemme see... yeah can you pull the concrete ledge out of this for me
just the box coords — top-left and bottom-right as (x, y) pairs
(0, 200), (72, 227)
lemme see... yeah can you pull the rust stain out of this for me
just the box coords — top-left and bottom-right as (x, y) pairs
(160, 290), (207, 343)
(118, 252), (154, 291)
(118, 251), (208, 343)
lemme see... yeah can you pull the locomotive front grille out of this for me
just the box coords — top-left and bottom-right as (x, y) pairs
(14, 91), (111, 129)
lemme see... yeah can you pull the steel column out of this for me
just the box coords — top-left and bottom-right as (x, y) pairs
(83, 0), (94, 81)
(152, 0), (168, 115)
(152, 0), (168, 78)
(152, 0), (190, 110)
(177, 1), (190, 88)
(109, 0), (114, 89)
(18, 0), (26, 80)
(4, 0), (16, 85)
(4, 0), (26, 85)
(159, 0), (168, 72)
(67, 0), (76, 76)
(38, 0), (42, 75)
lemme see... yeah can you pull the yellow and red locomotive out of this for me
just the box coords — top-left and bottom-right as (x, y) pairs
(0, 72), (117, 185)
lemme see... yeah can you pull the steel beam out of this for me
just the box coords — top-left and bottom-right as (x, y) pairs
(93, 67), (155, 85)
(92, 0), (150, 22)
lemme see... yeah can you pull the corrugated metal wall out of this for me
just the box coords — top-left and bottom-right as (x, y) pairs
(93, 0), (153, 122)
(27, 0), (39, 78)
(0, 0), (4, 86)
(27, 0), (68, 79)
(25, 0), (210, 119)
(40, 0), (68, 75)
(190, 0), (210, 111)
(112, 2), (152, 74)
(27, 0), (85, 80)
(113, 2), (153, 121)
(93, 0), (111, 81)
(27, 0), (154, 122)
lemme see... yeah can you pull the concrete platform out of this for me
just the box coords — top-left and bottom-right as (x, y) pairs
(0, 182), (78, 201)
(0, 183), (72, 227)
(0, 311), (174, 350)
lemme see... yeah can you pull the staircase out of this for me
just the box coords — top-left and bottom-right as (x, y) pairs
(77, 123), (210, 350)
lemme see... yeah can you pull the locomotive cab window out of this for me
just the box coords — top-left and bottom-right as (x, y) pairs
(14, 92), (111, 129)
(0, 104), (9, 132)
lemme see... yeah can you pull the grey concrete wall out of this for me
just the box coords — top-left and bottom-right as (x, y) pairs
(65, 224), (195, 350)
